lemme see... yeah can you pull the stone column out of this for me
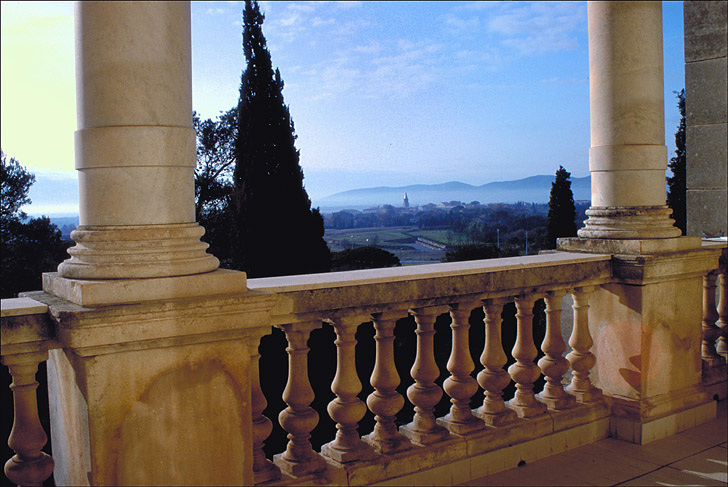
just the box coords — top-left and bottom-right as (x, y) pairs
(44, 2), (242, 306)
(557, 2), (726, 444)
(31, 3), (276, 485)
(577, 1), (681, 241)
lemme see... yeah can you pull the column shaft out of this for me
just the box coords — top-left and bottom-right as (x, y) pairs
(58, 2), (218, 279)
(579, 1), (681, 239)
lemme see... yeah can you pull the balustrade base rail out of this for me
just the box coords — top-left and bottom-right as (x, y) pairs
(263, 401), (610, 487)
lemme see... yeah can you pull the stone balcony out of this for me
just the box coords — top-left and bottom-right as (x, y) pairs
(2, 2), (726, 485)
(2, 244), (726, 486)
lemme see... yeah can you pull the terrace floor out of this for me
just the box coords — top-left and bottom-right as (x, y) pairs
(461, 399), (728, 486)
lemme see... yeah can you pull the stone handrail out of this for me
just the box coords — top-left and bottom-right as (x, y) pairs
(701, 242), (728, 396)
(248, 252), (612, 325)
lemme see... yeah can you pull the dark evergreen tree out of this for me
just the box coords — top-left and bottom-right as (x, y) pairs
(232, 0), (330, 277)
(667, 89), (686, 235)
(545, 165), (577, 249)
(331, 247), (401, 271)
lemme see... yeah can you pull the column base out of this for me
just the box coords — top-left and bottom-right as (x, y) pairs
(43, 269), (246, 306)
(58, 223), (219, 279)
(558, 235), (702, 255)
(576, 206), (682, 240)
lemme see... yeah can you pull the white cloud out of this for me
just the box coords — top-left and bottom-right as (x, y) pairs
(485, 2), (586, 55)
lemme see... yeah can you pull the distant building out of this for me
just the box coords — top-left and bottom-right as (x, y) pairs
(403, 193), (410, 208)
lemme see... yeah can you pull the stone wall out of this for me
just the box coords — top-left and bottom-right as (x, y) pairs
(684, 1), (728, 237)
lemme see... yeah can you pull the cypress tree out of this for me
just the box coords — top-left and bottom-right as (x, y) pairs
(545, 165), (577, 249)
(233, 0), (331, 277)
(666, 89), (686, 235)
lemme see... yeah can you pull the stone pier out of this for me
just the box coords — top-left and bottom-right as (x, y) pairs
(560, 1), (717, 444)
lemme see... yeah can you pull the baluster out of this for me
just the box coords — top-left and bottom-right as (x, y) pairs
(274, 322), (325, 476)
(475, 298), (517, 426)
(717, 270), (727, 357)
(566, 286), (603, 402)
(439, 302), (483, 434)
(400, 307), (449, 444)
(250, 331), (281, 483)
(2, 351), (55, 487)
(363, 311), (411, 453)
(702, 272), (723, 366)
(507, 295), (547, 417)
(322, 316), (376, 463)
(537, 290), (576, 410)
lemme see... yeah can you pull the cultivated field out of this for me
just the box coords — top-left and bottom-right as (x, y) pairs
(324, 226), (470, 264)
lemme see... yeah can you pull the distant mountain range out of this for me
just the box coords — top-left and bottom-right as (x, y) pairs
(316, 175), (591, 212)
(23, 171), (591, 217)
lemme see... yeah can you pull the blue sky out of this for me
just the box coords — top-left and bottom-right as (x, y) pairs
(1, 1), (686, 214)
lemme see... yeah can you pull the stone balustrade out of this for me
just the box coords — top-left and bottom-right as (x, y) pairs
(2, 247), (726, 486)
(701, 242), (728, 400)
(245, 252), (614, 484)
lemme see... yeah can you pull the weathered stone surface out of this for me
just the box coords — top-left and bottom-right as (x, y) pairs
(248, 253), (611, 325)
(685, 58), (728, 126)
(559, 236), (701, 255)
(686, 123), (728, 189)
(610, 400), (716, 444)
(58, 2), (217, 280)
(577, 206), (682, 240)
(1, 298), (57, 355)
(687, 190), (728, 237)
(43, 268), (247, 307)
(684, 1), (728, 62)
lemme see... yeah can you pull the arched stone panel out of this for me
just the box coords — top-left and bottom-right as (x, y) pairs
(117, 361), (246, 486)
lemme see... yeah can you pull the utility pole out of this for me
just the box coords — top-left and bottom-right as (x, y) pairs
(525, 230), (529, 255)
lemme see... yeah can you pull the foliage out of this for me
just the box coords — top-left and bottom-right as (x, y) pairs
(443, 244), (501, 262)
(194, 108), (237, 222)
(232, 0), (330, 277)
(1, 150), (68, 298)
(1, 150), (34, 231)
(193, 109), (238, 266)
(666, 89), (686, 235)
(331, 247), (401, 271)
(545, 165), (577, 249)
(442, 244), (521, 263)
